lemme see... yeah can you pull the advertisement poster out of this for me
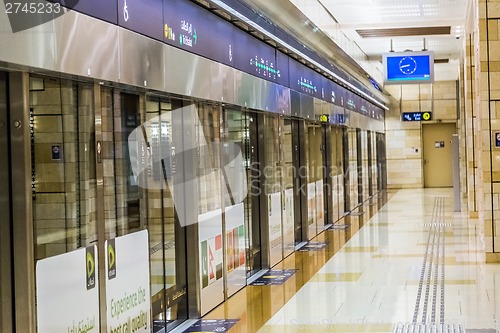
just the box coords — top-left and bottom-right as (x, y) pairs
(36, 246), (99, 333)
(268, 192), (282, 267)
(225, 203), (246, 296)
(105, 230), (152, 333)
(198, 209), (224, 315)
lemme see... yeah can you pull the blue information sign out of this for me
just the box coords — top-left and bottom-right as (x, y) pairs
(402, 112), (432, 122)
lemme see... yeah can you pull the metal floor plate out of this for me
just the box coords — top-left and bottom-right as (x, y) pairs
(394, 323), (464, 333)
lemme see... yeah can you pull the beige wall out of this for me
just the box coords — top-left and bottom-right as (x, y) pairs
(384, 81), (460, 189)
(466, 0), (500, 258)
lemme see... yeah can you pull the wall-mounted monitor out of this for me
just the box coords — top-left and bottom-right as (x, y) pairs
(383, 51), (434, 85)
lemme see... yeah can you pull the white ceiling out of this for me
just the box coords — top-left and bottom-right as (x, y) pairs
(290, 0), (470, 81)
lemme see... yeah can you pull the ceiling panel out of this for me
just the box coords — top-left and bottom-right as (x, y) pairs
(357, 26), (451, 38)
(290, 0), (468, 81)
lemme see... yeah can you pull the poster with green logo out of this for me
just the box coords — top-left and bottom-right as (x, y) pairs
(36, 245), (99, 333)
(105, 230), (151, 333)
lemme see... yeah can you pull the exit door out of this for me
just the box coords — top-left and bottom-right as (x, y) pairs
(423, 123), (456, 187)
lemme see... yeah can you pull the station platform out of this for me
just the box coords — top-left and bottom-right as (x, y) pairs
(189, 189), (499, 333)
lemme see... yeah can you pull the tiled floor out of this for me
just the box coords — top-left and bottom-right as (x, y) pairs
(203, 189), (500, 332)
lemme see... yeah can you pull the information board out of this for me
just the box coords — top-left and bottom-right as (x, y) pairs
(209, 13), (235, 67)
(163, 0), (211, 56)
(289, 58), (319, 97)
(48, 0), (386, 118)
(233, 28), (278, 81)
(402, 112), (432, 121)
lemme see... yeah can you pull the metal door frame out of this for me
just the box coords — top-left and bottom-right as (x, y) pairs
(367, 130), (373, 197)
(246, 110), (263, 277)
(292, 119), (307, 246)
(323, 125), (333, 227)
(0, 71), (13, 333)
(342, 127), (350, 212)
(9, 72), (36, 332)
(356, 128), (363, 205)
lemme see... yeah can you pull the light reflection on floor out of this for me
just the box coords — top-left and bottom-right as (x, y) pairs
(203, 189), (500, 332)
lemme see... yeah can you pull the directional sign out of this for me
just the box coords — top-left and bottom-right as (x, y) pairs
(402, 112), (432, 122)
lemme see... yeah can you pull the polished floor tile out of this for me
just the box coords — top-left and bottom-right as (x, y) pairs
(203, 189), (500, 332)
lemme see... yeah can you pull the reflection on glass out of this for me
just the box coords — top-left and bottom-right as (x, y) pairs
(360, 130), (370, 203)
(118, 94), (143, 235)
(196, 104), (225, 315)
(330, 127), (344, 221)
(31, 77), (97, 260)
(223, 109), (249, 296)
(264, 115), (283, 267)
(306, 123), (324, 239)
(336, 128), (345, 216)
(348, 128), (358, 210)
(110, 95), (187, 330)
(231, 111), (262, 278)
(370, 131), (378, 195)
(282, 119), (295, 257)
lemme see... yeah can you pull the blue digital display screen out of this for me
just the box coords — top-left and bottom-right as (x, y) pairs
(384, 52), (434, 84)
